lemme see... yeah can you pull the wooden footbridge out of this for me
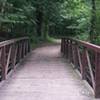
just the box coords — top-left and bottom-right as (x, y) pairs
(0, 37), (100, 100)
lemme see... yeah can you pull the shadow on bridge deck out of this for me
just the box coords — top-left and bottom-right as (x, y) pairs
(0, 44), (96, 100)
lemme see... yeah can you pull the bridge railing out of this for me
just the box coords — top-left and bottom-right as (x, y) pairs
(61, 37), (100, 98)
(0, 37), (31, 81)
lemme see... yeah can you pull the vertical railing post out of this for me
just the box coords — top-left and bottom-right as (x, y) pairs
(28, 39), (31, 53)
(61, 38), (65, 54)
(12, 43), (18, 70)
(0, 49), (2, 81)
(73, 43), (78, 68)
(95, 52), (100, 98)
(81, 48), (87, 79)
(71, 42), (77, 66)
(23, 40), (25, 58)
(10, 44), (15, 69)
(19, 41), (22, 61)
(5, 45), (12, 79)
(68, 40), (72, 62)
(25, 39), (28, 55)
(65, 39), (68, 58)
(22, 41), (24, 58)
(68, 40), (70, 61)
(1, 46), (6, 80)
(61, 38), (63, 53)
(25, 40), (27, 55)
(63, 38), (66, 55)
(70, 40), (73, 63)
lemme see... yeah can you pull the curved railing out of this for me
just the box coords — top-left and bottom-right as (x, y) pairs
(61, 37), (100, 98)
(0, 37), (31, 81)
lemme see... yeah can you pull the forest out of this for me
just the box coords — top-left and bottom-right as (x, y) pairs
(0, 0), (100, 45)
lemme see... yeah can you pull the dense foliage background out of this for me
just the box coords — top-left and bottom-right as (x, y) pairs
(0, 0), (100, 45)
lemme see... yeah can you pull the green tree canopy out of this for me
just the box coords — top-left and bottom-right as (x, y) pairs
(0, 0), (100, 44)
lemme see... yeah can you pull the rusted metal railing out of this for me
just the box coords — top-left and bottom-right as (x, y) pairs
(0, 37), (31, 81)
(61, 37), (100, 98)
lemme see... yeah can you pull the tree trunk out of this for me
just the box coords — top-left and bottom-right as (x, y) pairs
(41, 15), (49, 40)
(1, 0), (7, 13)
(89, 0), (96, 41)
(36, 7), (43, 37)
(0, 0), (7, 31)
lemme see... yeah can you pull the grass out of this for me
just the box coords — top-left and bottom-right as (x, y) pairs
(30, 36), (60, 49)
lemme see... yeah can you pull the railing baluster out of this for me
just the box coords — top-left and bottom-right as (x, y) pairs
(0, 48), (2, 81)
(1, 46), (6, 80)
(13, 44), (18, 70)
(81, 48), (87, 79)
(68, 40), (71, 62)
(19, 42), (23, 60)
(23, 41), (25, 57)
(26, 40), (29, 55)
(86, 50), (95, 89)
(77, 46), (83, 78)
(5, 45), (12, 79)
(73, 44), (78, 68)
(95, 52), (100, 98)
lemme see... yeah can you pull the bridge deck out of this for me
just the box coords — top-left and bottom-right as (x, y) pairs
(0, 44), (95, 100)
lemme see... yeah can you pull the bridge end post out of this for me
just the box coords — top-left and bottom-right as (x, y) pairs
(61, 38), (65, 54)
(95, 53), (100, 98)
